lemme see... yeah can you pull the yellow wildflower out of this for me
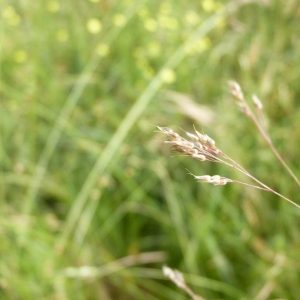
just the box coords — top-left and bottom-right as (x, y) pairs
(113, 14), (126, 27)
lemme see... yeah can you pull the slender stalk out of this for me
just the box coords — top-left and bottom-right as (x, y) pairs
(231, 180), (269, 191)
(248, 111), (300, 187)
(230, 81), (300, 187)
(221, 156), (300, 209)
(235, 165), (300, 209)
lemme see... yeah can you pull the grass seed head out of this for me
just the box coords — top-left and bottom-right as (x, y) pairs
(159, 126), (222, 162)
(204, 134), (215, 146)
(193, 142), (203, 150)
(157, 126), (179, 138)
(229, 80), (244, 101)
(162, 266), (185, 289)
(252, 94), (263, 110)
(192, 154), (206, 161)
(186, 131), (199, 141)
(191, 173), (231, 185)
(194, 175), (211, 182)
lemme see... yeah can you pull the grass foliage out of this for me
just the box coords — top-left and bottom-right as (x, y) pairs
(2, 0), (300, 299)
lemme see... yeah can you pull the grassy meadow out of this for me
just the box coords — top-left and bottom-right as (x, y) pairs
(2, 0), (300, 299)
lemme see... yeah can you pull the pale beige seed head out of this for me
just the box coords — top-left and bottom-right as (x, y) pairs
(204, 134), (215, 146)
(210, 175), (221, 185)
(171, 132), (180, 138)
(252, 94), (263, 110)
(164, 140), (192, 149)
(193, 129), (216, 147)
(164, 141), (178, 146)
(190, 149), (199, 155)
(193, 142), (203, 150)
(162, 266), (185, 289)
(183, 140), (195, 149)
(157, 126), (179, 138)
(229, 80), (244, 101)
(186, 131), (199, 141)
(219, 179), (228, 185)
(194, 129), (205, 141)
(157, 126), (168, 134)
(192, 154), (206, 161)
(229, 81), (241, 92)
(194, 175), (211, 182)
(236, 101), (251, 117)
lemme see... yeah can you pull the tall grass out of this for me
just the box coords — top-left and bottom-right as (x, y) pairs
(1, 0), (300, 299)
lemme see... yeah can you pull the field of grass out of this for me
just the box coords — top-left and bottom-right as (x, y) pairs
(2, 0), (300, 299)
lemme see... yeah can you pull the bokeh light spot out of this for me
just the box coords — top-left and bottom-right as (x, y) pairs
(160, 68), (176, 84)
(113, 14), (126, 27)
(86, 18), (102, 34)
(56, 29), (69, 42)
(14, 50), (27, 63)
(96, 43), (109, 57)
(143, 18), (157, 32)
(46, 1), (60, 13)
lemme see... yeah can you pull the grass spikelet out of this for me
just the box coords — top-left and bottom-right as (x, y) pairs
(158, 82), (300, 209)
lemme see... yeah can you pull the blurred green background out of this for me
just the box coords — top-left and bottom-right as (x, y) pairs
(2, 0), (300, 299)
